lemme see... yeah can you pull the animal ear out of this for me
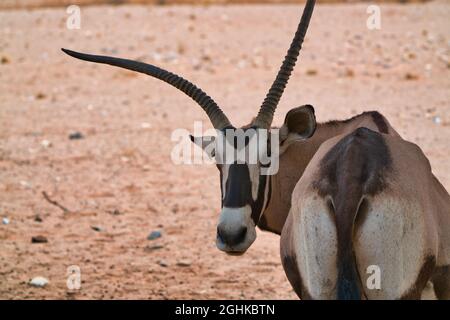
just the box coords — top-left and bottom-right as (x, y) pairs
(279, 105), (316, 148)
(189, 135), (216, 158)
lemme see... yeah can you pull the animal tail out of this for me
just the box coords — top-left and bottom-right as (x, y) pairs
(334, 196), (364, 300)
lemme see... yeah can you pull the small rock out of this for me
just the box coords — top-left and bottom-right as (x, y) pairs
(35, 92), (46, 100)
(345, 68), (355, 77)
(176, 260), (191, 267)
(29, 276), (49, 288)
(406, 52), (416, 60)
(432, 116), (441, 125)
(306, 69), (317, 76)
(201, 52), (211, 62)
(109, 209), (122, 216)
(404, 73), (419, 81)
(140, 122), (151, 129)
(147, 230), (162, 240)
(20, 180), (32, 189)
(34, 214), (43, 222)
(158, 260), (168, 267)
(2, 217), (9, 225)
(144, 244), (164, 252)
(31, 235), (48, 243)
(41, 139), (52, 148)
(1, 56), (10, 64)
(91, 225), (104, 232)
(69, 132), (84, 140)
(177, 42), (186, 55)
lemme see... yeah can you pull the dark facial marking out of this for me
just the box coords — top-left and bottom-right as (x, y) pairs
(223, 164), (253, 208)
(221, 163), (268, 225)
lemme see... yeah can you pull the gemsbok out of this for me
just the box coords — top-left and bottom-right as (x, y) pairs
(62, 0), (449, 299)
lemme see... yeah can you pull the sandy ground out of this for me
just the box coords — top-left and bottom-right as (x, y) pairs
(0, 2), (449, 299)
(0, 1), (431, 10)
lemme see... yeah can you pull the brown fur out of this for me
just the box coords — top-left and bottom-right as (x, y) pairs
(261, 111), (450, 299)
(261, 111), (399, 235)
(401, 255), (436, 299)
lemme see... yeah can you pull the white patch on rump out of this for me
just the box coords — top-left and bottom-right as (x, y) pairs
(354, 195), (434, 299)
(294, 194), (338, 299)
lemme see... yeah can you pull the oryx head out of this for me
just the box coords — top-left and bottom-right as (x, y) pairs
(62, 0), (316, 254)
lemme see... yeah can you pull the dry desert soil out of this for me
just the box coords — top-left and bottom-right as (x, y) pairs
(0, 2), (449, 299)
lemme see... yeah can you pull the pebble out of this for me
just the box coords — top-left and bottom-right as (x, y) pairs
(433, 116), (441, 125)
(158, 260), (168, 267)
(176, 260), (192, 267)
(140, 122), (151, 129)
(306, 69), (317, 76)
(144, 244), (164, 252)
(91, 225), (104, 232)
(69, 132), (84, 140)
(34, 214), (43, 222)
(41, 139), (52, 148)
(2, 217), (9, 225)
(404, 73), (419, 80)
(29, 277), (49, 288)
(345, 68), (355, 77)
(31, 235), (48, 243)
(35, 92), (46, 100)
(147, 230), (162, 240)
(109, 209), (122, 216)
(20, 180), (32, 188)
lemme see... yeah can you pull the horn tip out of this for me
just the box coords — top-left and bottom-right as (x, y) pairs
(61, 48), (80, 58)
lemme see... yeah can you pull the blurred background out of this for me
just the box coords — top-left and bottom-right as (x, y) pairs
(0, 0), (448, 299)
(0, 0), (434, 10)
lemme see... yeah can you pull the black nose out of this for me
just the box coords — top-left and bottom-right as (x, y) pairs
(217, 224), (247, 247)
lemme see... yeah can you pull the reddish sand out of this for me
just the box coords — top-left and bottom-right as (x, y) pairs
(0, 2), (449, 299)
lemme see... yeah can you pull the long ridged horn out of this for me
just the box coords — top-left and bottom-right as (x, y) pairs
(61, 48), (231, 130)
(253, 0), (315, 129)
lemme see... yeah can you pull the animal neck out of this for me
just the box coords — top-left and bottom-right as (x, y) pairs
(258, 112), (392, 235)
